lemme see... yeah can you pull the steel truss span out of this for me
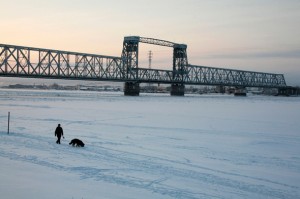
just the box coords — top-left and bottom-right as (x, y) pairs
(124, 36), (179, 48)
(0, 44), (125, 81)
(0, 40), (287, 88)
(185, 65), (286, 87)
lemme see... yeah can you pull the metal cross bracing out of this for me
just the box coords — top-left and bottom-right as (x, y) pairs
(0, 44), (124, 81)
(135, 65), (286, 88)
(0, 36), (287, 89)
(124, 36), (178, 48)
(137, 68), (173, 83)
(121, 36), (188, 83)
(120, 36), (285, 88)
(185, 64), (286, 87)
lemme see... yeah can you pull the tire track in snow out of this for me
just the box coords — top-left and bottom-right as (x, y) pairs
(79, 145), (298, 199)
(1, 132), (299, 199)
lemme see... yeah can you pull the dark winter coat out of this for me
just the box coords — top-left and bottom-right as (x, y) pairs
(55, 126), (63, 137)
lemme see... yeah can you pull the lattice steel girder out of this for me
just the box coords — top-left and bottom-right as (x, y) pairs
(186, 64), (286, 87)
(59, 53), (70, 76)
(122, 36), (188, 83)
(140, 37), (175, 47)
(0, 43), (123, 81)
(2, 47), (19, 74)
(124, 36), (186, 48)
(137, 68), (173, 83)
(173, 45), (188, 82)
(121, 39), (139, 79)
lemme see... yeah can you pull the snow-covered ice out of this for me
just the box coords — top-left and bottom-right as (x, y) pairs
(0, 89), (300, 199)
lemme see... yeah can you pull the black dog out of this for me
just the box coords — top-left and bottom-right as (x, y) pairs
(69, 138), (85, 147)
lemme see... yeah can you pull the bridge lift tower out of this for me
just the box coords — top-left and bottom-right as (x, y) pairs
(121, 36), (188, 96)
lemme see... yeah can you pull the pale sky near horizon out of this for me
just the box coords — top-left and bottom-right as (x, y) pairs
(1, 0), (300, 85)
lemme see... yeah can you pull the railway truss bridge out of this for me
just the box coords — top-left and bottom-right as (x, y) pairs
(0, 36), (293, 96)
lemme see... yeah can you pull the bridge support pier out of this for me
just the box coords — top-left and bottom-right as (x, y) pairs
(124, 82), (140, 96)
(170, 84), (185, 96)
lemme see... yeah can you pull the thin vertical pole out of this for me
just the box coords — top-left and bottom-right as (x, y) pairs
(8, 112), (10, 134)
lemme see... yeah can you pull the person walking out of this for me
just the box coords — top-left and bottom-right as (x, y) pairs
(55, 124), (64, 144)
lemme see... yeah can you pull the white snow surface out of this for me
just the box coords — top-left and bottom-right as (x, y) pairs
(0, 89), (300, 199)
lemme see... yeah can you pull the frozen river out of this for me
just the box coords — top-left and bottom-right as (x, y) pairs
(0, 89), (300, 199)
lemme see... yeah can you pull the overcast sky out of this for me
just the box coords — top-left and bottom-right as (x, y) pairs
(1, 0), (300, 85)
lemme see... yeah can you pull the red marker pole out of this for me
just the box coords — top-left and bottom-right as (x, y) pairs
(7, 112), (10, 134)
